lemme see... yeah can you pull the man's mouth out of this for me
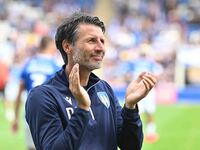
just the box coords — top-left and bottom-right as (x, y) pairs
(92, 56), (103, 61)
(91, 54), (104, 61)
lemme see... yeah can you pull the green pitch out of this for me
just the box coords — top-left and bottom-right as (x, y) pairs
(0, 101), (26, 150)
(142, 104), (200, 150)
(0, 102), (200, 150)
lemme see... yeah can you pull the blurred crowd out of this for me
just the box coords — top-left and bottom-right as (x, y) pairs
(104, 0), (200, 89)
(0, 0), (96, 68)
(0, 0), (200, 107)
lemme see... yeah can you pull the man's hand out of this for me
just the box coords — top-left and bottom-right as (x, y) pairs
(69, 64), (91, 111)
(125, 72), (157, 109)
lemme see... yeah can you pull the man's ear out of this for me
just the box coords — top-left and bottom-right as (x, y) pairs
(62, 40), (72, 54)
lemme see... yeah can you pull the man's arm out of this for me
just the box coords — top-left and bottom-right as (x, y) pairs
(117, 72), (156, 149)
(12, 81), (25, 133)
(115, 98), (143, 150)
(25, 86), (90, 150)
(103, 81), (143, 150)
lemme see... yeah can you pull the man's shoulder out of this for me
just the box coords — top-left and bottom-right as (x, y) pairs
(29, 82), (55, 95)
(98, 79), (112, 88)
(27, 83), (58, 107)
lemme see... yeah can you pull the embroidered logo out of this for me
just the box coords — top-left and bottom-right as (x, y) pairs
(97, 92), (110, 108)
(65, 96), (72, 105)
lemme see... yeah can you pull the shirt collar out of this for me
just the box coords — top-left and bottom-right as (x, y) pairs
(57, 65), (100, 89)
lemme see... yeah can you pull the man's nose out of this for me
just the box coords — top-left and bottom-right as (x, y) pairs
(95, 40), (105, 51)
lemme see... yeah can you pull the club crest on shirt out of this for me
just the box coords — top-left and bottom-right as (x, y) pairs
(97, 92), (110, 108)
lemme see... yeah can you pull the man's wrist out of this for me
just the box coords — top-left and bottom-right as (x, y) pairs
(78, 104), (90, 111)
(125, 103), (136, 109)
(122, 104), (139, 120)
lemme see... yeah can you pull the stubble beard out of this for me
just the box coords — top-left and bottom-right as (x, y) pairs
(72, 48), (102, 71)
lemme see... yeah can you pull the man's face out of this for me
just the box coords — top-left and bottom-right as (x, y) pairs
(72, 23), (106, 71)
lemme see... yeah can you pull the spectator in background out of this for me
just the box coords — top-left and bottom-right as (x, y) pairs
(0, 59), (10, 120)
(4, 52), (24, 122)
(11, 35), (60, 150)
(126, 42), (163, 144)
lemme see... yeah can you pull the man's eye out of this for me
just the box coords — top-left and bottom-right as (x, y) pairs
(90, 39), (95, 42)
(100, 39), (105, 45)
(88, 39), (96, 43)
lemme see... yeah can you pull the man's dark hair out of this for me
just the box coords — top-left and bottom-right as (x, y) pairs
(55, 12), (105, 64)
